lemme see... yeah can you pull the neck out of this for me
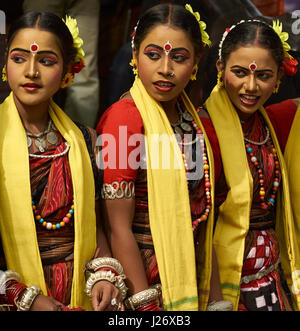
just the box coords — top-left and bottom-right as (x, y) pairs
(13, 94), (50, 134)
(161, 98), (179, 124)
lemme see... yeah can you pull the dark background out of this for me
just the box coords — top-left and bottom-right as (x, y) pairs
(0, 0), (299, 128)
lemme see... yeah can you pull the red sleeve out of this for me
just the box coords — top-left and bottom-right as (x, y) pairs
(200, 116), (228, 207)
(96, 99), (144, 184)
(200, 117), (222, 183)
(266, 99), (297, 152)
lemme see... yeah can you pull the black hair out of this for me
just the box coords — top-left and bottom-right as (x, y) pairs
(133, 3), (203, 56)
(220, 20), (284, 68)
(6, 11), (77, 72)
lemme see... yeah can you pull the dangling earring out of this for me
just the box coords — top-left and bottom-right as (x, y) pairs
(273, 79), (281, 93)
(217, 71), (224, 88)
(190, 64), (198, 81)
(130, 58), (138, 76)
(61, 72), (74, 88)
(2, 65), (7, 82)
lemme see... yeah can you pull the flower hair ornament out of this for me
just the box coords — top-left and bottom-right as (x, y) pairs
(218, 19), (298, 76)
(61, 15), (85, 88)
(2, 65), (7, 82)
(185, 4), (211, 47)
(272, 20), (298, 76)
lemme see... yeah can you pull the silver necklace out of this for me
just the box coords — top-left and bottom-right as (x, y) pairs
(244, 126), (270, 146)
(26, 119), (59, 152)
(29, 142), (70, 158)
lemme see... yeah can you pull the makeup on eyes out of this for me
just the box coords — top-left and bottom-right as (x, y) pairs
(230, 65), (274, 74)
(40, 55), (58, 65)
(230, 65), (275, 80)
(10, 51), (27, 61)
(143, 44), (190, 60)
(10, 47), (59, 58)
(10, 48), (59, 67)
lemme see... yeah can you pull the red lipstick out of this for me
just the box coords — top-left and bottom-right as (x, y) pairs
(153, 80), (175, 92)
(23, 83), (41, 92)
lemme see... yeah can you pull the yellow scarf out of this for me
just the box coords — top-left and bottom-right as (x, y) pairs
(130, 77), (215, 311)
(0, 92), (96, 310)
(280, 103), (300, 309)
(206, 85), (300, 310)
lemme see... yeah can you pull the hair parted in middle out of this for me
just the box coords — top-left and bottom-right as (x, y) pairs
(219, 20), (284, 68)
(132, 3), (204, 56)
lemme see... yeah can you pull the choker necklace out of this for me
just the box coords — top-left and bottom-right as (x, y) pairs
(27, 119), (59, 152)
(170, 102), (195, 136)
(244, 126), (270, 146)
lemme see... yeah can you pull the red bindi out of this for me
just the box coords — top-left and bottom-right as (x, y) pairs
(30, 42), (39, 55)
(249, 61), (257, 72)
(163, 41), (172, 55)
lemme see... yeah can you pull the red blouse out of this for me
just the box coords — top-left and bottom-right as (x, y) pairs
(265, 99), (298, 152)
(96, 99), (222, 185)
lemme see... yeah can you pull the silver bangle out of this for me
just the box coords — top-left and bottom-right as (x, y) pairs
(15, 285), (41, 311)
(206, 300), (233, 311)
(114, 275), (128, 301)
(85, 270), (117, 297)
(0, 270), (22, 294)
(85, 257), (124, 275)
(124, 288), (159, 310)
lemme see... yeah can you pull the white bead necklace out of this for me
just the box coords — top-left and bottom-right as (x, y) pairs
(28, 142), (70, 158)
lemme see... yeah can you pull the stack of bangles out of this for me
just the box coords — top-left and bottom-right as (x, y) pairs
(85, 257), (128, 309)
(124, 284), (162, 311)
(0, 270), (41, 311)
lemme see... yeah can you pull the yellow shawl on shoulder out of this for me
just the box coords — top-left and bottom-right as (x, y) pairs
(280, 103), (300, 308)
(206, 86), (300, 310)
(0, 92), (96, 310)
(130, 77), (215, 311)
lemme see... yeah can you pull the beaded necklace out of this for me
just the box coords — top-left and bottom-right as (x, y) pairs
(29, 128), (74, 231)
(244, 114), (281, 210)
(172, 102), (211, 231)
(32, 200), (74, 230)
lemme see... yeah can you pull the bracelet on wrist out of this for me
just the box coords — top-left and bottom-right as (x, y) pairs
(95, 266), (119, 276)
(85, 270), (128, 300)
(7, 281), (27, 307)
(0, 270), (27, 310)
(15, 285), (41, 311)
(124, 288), (159, 311)
(85, 257), (124, 275)
(85, 257), (128, 300)
(206, 300), (233, 311)
(136, 300), (160, 311)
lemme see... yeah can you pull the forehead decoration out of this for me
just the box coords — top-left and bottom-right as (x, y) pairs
(163, 41), (172, 55)
(30, 42), (39, 56)
(249, 61), (257, 73)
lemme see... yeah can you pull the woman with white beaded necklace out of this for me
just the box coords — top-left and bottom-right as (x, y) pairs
(0, 12), (125, 311)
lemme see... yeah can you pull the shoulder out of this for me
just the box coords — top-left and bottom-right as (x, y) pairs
(266, 99), (298, 151)
(96, 99), (143, 134)
(197, 106), (219, 153)
(197, 107), (222, 182)
(266, 99), (298, 119)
